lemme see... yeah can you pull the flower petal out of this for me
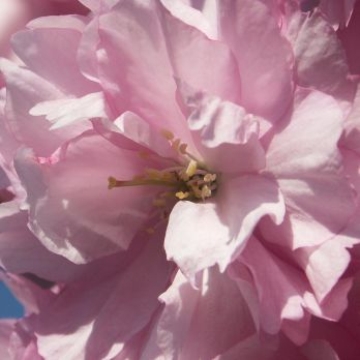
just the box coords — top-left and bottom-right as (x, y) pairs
(165, 174), (285, 279)
(263, 89), (356, 249)
(14, 132), (157, 263)
(12, 15), (99, 96)
(218, 0), (293, 121)
(30, 92), (108, 129)
(141, 268), (255, 359)
(157, 3), (241, 103)
(33, 231), (171, 360)
(0, 59), (90, 156)
(285, 8), (355, 99)
(178, 84), (266, 173)
(0, 201), (91, 283)
(239, 237), (309, 342)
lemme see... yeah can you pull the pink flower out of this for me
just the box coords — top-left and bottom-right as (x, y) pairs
(0, 0), (359, 358)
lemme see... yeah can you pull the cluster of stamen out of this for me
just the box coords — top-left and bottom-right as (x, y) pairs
(108, 129), (218, 203)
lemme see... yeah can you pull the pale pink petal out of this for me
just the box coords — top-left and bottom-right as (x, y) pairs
(33, 231), (171, 360)
(78, 0), (119, 13)
(93, 111), (177, 158)
(285, 8), (355, 98)
(238, 236), (354, 344)
(165, 201), (232, 280)
(142, 269), (255, 359)
(0, 0), (87, 62)
(0, 88), (21, 163)
(0, 59), (90, 156)
(9, 321), (44, 360)
(30, 92), (108, 129)
(12, 15), (99, 97)
(156, 5), (241, 103)
(94, 1), (189, 141)
(17, 340), (43, 360)
(0, 320), (14, 360)
(296, 238), (354, 302)
(303, 278), (353, 322)
(227, 261), (261, 332)
(165, 175), (285, 279)
(266, 90), (343, 175)
(0, 201), (96, 283)
(160, 0), (217, 39)
(306, 276), (360, 359)
(178, 84), (266, 173)
(239, 237), (309, 342)
(1, 273), (55, 315)
(218, 0), (293, 121)
(263, 89), (356, 248)
(95, 1), (242, 141)
(14, 132), (159, 263)
(0, 0), (30, 60)
(77, 14), (101, 84)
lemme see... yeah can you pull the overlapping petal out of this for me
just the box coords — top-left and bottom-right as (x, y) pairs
(218, 0), (294, 121)
(262, 89), (356, 249)
(32, 230), (172, 360)
(15, 131), (159, 263)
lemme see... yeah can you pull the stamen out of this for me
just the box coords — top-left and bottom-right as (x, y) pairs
(204, 173), (217, 182)
(201, 185), (212, 199)
(108, 176), (176, 189)
(161, 129), (175, 140)
(108, 176), (119, 190)
(175, 191), (190, 200)
(186, 160), (197, 177)
(109, 130), (218, 205)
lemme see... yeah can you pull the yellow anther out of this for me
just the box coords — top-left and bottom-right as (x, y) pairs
(204, 173), (217, 183)
(161, 129), (175, 140)
(186, 160), (197, 177)
(175, 191), (190, 200)
(201, 185), (212, 199)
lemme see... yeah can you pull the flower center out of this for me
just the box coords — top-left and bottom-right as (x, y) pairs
(108, 159), (217, 201)
(107, 129), (218, 202)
